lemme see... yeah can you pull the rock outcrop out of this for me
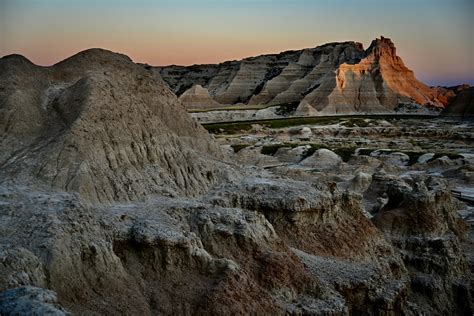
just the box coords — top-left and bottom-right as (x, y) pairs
(300, 37), (443, 114)
(299, 148), (343, 169)
(0, 50), (228, 203)
(0, 286), (67, 315)
(0, 185), (339, 315)
(368, 174), (471, 314)
(157, 37), (445, 114)
(432, 84), (471, 107)
(441, 87), (474, 117)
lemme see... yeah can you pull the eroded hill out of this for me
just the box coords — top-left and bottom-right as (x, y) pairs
(158, 37), (448, 114)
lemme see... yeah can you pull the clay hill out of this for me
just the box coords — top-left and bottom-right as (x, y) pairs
(0, 49), (228, 203)
(158, 37), (448, 113)
(0, 49), (471, 315)
(178, 84), (221, 109)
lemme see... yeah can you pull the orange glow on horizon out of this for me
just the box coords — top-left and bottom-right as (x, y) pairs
(1, 0), (472, 86)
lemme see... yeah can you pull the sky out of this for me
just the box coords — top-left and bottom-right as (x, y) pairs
(0, 0), (473, 86)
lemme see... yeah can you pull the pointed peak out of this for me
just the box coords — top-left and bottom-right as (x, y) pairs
(366, 36), (398, 59)
(189, 84), (204, 93)
(181, 84), (210, 96)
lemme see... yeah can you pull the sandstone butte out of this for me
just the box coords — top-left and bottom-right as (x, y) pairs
(158, 37), (470, 114)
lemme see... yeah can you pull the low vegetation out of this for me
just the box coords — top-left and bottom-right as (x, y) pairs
(189, 104), (272, 113)
(333, 147), (358, 162)
(203, 115), (436, 134)
(275, 102), (300, 116)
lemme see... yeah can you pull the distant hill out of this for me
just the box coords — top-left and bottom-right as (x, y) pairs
(157, 37), (451, 114)
(441, 87), (474, 117)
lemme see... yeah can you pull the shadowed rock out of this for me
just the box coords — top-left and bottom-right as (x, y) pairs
(441, 87), (474, 117)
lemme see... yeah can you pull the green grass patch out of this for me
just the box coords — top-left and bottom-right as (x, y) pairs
(261, 143), (298, 155)
(333, 147), (357, 162)
(404, 151), (424, 165)
(275, 102), (300, 116)
(202, 114), (437, 135)
(189, 104), (273, 113)
(204, 117), (340, 134)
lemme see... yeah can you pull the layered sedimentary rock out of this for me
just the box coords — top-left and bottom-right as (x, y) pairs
(432, 84), (471, 107)
(0, 49), (471, 315)
(441, 87), (474, 117)
(301, 37), (444, 114)
(178, 84), (221, 109)
(0, 185), (342, 315)
(0, 50), (331, 314)
(0, 50), (227, 203)
(158, 37), (445, 114)
(368, 174), (471, 315)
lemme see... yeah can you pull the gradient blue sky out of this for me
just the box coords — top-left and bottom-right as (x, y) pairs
(1, 0), (473, 86)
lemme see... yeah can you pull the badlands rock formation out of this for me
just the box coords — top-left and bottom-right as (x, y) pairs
(0, 50), (227, 203)
(158, 37), (445, 114)
(432, 84), (471, 107)
(178, 84), (221, 109)
(442, 87), (474, 117)
(0, 49), (472, 315)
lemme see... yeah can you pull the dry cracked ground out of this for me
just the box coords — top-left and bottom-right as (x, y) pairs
(0, 49), (473, 315)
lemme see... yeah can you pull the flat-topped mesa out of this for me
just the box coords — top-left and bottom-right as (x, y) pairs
(157, 37), (446, 114)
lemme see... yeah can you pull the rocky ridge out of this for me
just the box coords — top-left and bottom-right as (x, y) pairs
(158, 37), (446, 114)
(441, 87), (474, 117)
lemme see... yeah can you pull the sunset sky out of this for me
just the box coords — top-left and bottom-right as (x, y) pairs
(1, 0), (473, 86)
